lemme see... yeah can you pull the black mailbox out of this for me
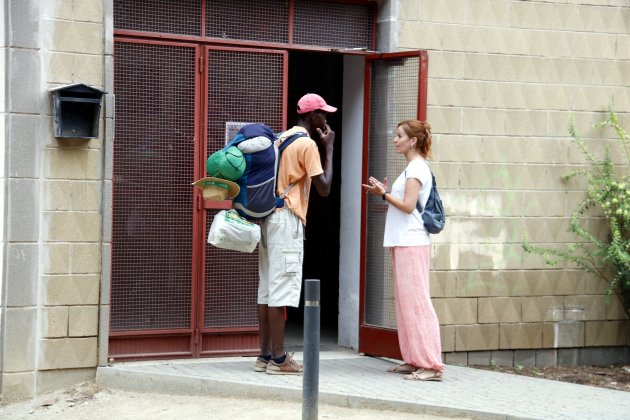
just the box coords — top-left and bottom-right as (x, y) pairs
(51, 83), (106, 139)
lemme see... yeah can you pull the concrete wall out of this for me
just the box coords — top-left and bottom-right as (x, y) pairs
(0, 0), (111, 402)
(338, 55), (365, 349)
(0, 0), (7, 400)
(385, 0), (630, 365)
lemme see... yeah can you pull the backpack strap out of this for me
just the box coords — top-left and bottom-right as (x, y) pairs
(277, 131), (308, 153)
(409, 160), (433, 213)
(275, 131), (309, 197)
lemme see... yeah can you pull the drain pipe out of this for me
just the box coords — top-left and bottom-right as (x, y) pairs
(302, 279), (320, 420)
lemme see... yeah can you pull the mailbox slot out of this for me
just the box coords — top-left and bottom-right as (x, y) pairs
(51, 84), (106, 139)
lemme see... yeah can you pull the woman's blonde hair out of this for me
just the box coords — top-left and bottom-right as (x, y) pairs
(398, 120), (432, 158)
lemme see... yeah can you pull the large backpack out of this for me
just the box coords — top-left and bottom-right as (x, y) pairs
(415, 162), (446, 234)
(220, 123), (307, 220)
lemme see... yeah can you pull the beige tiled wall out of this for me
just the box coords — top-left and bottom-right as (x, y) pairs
(398, 0), (630, 354)
(40, 0), (104, 389)
(0, 0), (6, 400)
(2, 0), (105, 402)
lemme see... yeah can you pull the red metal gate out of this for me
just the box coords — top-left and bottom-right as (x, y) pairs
(110, 0), (377, 360)
(110, 40), (199, 358)
(110, 42), (288, 359)
(359, 51), (429, 359)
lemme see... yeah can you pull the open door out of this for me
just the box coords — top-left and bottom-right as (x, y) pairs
(359, 51), (428, 359)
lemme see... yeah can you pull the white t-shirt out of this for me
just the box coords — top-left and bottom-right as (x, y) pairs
(383, 158), (432, 247)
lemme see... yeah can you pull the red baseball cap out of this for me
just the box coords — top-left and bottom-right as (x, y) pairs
(297, 93), (337, 114)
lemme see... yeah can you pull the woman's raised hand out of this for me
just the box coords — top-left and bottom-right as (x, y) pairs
(362, 176), (388, 196)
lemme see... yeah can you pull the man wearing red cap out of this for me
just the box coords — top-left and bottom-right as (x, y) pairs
(256, 93), (337, 375)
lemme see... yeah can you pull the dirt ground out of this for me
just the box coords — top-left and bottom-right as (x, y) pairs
(0, 381), (466, 420)
(469, 364), (630, 392)
(3, 366), (628, 419)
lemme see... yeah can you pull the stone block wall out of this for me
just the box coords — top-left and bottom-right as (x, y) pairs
(387, 0), (630, 362)
(0, 0), (6, 399)
(1, 0), (111, 402)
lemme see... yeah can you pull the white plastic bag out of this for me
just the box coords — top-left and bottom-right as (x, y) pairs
(208, 210), (261, 253)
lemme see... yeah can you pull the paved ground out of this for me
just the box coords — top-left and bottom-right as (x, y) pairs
(97, 347), (630, 420)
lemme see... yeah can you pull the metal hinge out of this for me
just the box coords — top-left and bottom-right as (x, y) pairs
(198, 56), (204, 73)
(194, 328), (199, 345)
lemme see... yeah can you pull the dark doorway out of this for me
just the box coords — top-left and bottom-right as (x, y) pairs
(285, 51), (343, 339)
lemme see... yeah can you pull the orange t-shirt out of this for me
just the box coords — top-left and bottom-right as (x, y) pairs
(276, 127), (323, 225)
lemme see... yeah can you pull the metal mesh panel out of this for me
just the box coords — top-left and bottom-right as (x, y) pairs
(111, 42), (196, 332)
(365, 57), (419, 329)
(205, 0), (290, 43)
(204, 211), (262, 328)
(294, 0), (374, 49)
(114, 0), (202, 36)
(204, 49), (284, 328)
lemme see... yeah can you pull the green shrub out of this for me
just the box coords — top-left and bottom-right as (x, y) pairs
(522, 110), (630, 319)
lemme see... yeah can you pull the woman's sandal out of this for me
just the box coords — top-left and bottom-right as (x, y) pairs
(403, 368), (443, 381)
(387, 363), (417, 374)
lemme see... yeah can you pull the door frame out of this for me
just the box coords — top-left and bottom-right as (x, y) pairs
(358, 50), (429, 359)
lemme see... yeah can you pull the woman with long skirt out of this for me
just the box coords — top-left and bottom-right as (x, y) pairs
(362, 119), (444, 381)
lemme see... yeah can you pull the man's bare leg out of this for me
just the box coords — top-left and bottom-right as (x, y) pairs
(257, 304), (271, 356)
(268, 306), (286, 359)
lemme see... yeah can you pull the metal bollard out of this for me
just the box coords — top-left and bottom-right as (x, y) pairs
(302, 279), (320, 420)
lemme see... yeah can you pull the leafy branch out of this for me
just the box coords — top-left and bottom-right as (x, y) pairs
(523, 109), (630, 319)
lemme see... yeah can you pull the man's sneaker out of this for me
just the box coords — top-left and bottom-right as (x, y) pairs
(254, 356), (270, 372)
(266, 352), (303, 375)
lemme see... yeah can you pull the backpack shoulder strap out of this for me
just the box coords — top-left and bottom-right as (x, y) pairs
(274, 131), (309, 199)
(414, 160), (434, 213)
(277, 131), (308, 153)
